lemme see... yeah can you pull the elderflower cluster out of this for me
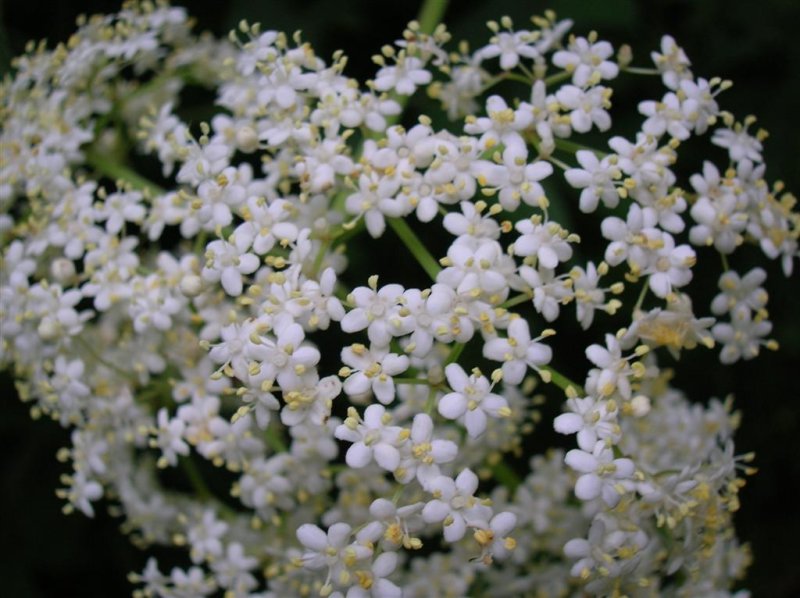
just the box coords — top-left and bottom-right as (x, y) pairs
(1, 2), (796, 596)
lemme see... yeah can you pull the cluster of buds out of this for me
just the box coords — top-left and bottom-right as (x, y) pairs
(1, 1), (795, 596)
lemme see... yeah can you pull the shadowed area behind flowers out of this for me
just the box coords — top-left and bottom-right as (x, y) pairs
(1, 0), (798, 595)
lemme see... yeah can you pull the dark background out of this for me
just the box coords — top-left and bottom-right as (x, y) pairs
(2, 1), (798, 596)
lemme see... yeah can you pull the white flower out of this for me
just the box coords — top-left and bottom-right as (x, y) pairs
(339, 551), (402, 598)
(334, 404), (405, 471)
(201, 239), (260, 296)
(230, 197), (298, 255)
(688, 161), (748, 253)
(641, 233), (696, 299)
(152, 408), (190, 467)
(442, 201), (501, 240)
(482, 318), (552, 385)
(564, 150), (622, 213)
(555, 85), (612, 133)
(512, 218), (574, 270)
(438, 363), (510, 438)
(564, 441), (635, 506)
(464, 95), (533, 150)
(395, 413), (458, 485)
(473, 143), (553, 211)
(554, 395), (621, 451)
(345, 170), (406, 238)
(340, 343), (410, 405)
(570, 261), (619, 330)
(340, 279), (412, 347)
(472, 511), (518, 563)
(712, 123), (763, 163)
(296, 521), (371, 571)
(712, 308), (774, 364)
(552, 36), (619, 87)
(638, 92), (692, 140)
(711, 268), (768, 317)
(564, 515), (648, 582)
(373, 55), (432, 96)
(585, 333), (642, 400)
(210, 542), (258, 595)
(437, 237), (512, 299)
(477, 28), (541, 70)
(623, 293), (715, 358)
(92, 189), (146, 234)
(187, 509), (229, 563)
(249, 319), (321, 389)
(422, 469), (492, 542)
(650, 35), (692, 90)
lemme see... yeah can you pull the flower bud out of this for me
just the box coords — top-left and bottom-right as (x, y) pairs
(180, 274), (204, 297)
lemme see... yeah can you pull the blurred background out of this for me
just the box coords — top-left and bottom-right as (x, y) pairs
(2, 0), (798, 595)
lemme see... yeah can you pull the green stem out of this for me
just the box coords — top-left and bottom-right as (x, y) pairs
(387, 217), (441, 281)
(179, 456), (212, 500)
(720, 252), (730, 272)
(623, 66), (660, 75)
(444, 342), (465, 366)
(75, 336), (138, 382)
(385, 0), (450, 127)
(541, 365), (584, 396)
(265, 427), (288, 453)
(542, 71), (572, 87)
(500, 292), (533, 310)
(394, 377), (433, 385)
(86, 148), (166, 197)
(633, 281), (649, 314)
(416, 0), (449, 36)
(491, 460), (520, 493)
(553, 137), (608, 159)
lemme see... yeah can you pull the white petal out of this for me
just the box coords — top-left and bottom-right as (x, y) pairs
(464, 409), (487, 438)
(327, 522), (352, 548)
(221, 267), (243, 296)
(296, 524), (328, 551)
(554, 413), (584, 435)
(444, 363), (468, 391)
(438, 393), (467, 420)
(341, 309), (369, 332)
(345, 442), (372, 468)
(575, 473), (602, 501)
(565, 449), (598, 473)
(373, 444), (401, 471)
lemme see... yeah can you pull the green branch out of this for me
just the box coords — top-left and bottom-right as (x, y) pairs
(541, 365), (584, 396)
(416, 0), (449, 36)
(387, 217), (441, 281)
(85, 148), (166, 197)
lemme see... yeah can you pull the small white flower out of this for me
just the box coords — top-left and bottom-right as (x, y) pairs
(711, 268), (768, 317)
(651, 35), (693, 90)
(373, 55), (432, 96)
(477, 28), (541, 70)
(438, 363), (510, 438)
(340, 279), (412, 347)
(482, 318), (552, 385)
(554, 395), (621, 451)
(340, 343), (410, 405)
(552, 36), (619, 87)
(422, 469), (492, 542)
(556, 85), (612, 133)
(334, 404), (405, 471)
(512, 218), (574, 270)
(201, 239), (260, 297)
(712, 123), (763, 163)
(564, 441), (635, 506)
(564, 150), (622, 213)
(152, 408), (190, 467)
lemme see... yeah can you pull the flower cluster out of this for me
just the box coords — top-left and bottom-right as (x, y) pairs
(1, 2), (796, 596)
